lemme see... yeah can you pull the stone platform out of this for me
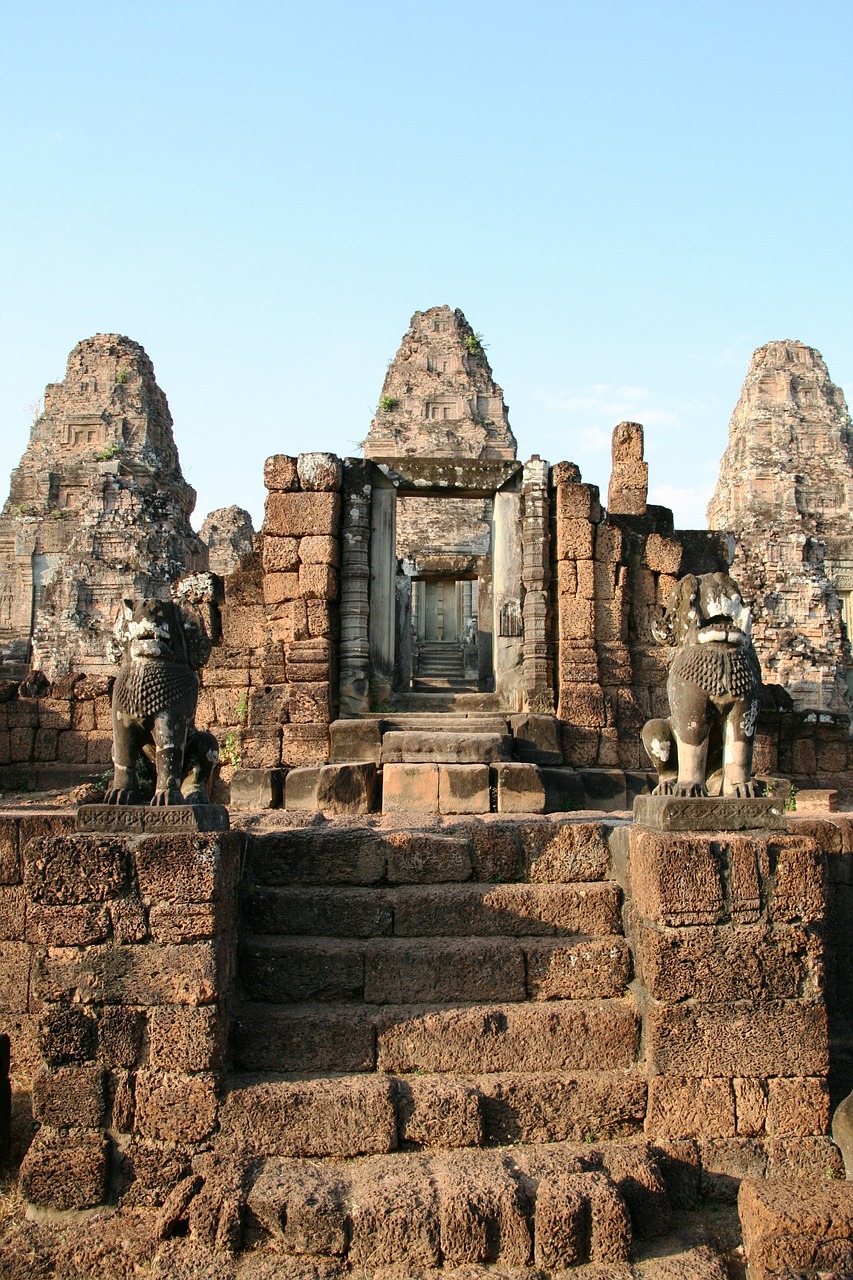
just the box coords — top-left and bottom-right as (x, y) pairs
(76, 802), (230, 833)
(633, 794), (786, 832)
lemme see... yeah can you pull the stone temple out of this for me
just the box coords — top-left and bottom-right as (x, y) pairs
(3, 312), (853, 1277)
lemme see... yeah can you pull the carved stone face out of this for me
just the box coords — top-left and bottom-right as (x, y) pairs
(655, 571), (753, 648)
(116, 598), (187, 664)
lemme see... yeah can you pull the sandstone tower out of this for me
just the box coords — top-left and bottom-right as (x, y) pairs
(364, 305), (517, 461)
(0, 334), (206, 680)
(708, 340), (853, 713)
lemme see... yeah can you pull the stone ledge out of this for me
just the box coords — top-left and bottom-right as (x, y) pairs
(76, 804), (230, 834)
(633, 794), (785, 832)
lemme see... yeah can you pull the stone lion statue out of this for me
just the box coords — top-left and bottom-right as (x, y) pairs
(105, 598), (219, 806)
(641, 572), (763, 797)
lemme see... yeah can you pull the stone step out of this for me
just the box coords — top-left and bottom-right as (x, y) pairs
(234, 1138), (672, 1272)
(231, 997), (640, 1075)
(220, 1070), (651, 1158)
(247, 820), (617, 887)
(243, 880), (622, 938)
(387, 690), (502, 712)
(381, 730), (512, 764)
(238, 934), (631, 1004)
(378, 713), (510, 733)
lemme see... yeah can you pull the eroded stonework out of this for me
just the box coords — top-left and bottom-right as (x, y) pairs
(0, 335), (205, 680)
(708, 341), (853, 713)
(199, 505), (255, 577)
(364, 305), (517, 461)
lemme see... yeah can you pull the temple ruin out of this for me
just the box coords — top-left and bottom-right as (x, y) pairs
(1, 313), (853, 1276)
(0, 334), (206, 681)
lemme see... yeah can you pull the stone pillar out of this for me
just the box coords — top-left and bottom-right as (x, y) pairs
(552, 463), (605, 766)
(368, 484), (397, 705)
(521, 456), (555, 713)
(625, 820), (840, 1191)
(338, 461), (372, 716)
(492, 489), (524, 710)
(608, 422), (648, 516)
(18, 819), (239, 1211)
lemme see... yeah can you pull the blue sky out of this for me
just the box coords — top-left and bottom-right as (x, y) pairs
(1, 0), (851, 532)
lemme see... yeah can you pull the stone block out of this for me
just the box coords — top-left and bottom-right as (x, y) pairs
(229, 767), (283, 809)
(263, 454), (298, 491)
(493, 762), (545, 813)
(241, 727), (282, 768)
(247, 1159), (348, 1254)
(150, 1006), (224, 1072)
(316, 763), (378, 814)
(519, 819), (611, 882)
(349, 1154), (441, 1270)
(286, 681), (331, 724)
(376, 1000), (640, 1074)
(633, 794), (786, 833)
(148, 903), (220, 944)
(219, 603), (267, 648)
(629, 829), (724, 925)
(298, 563), (338, 600)
(252, 828), (387, 886)
(644, 533), (683, 574)
(135, 833), (239, 904)
(391, 881), (620, 937)
(221, 1075), (395, 1157)
(646, 1000), (828, 1077)
(297, 452), (342, 492)
(580, 768), (627, 810)
(261, 571), (299, 605)
(646, 1076), (736, 1139)
(298, 534), (340, 565)
(99, 1007), (144, 1068)
(329, 718), (381, 764)
(769, 836), (824, 922)
(525, 936), (631, 999)
(24, 834), (131, 905)
(365, 938), (525, 1004)
(382, 763), (439, 813)
(33, 1063), (105, 1127)
(738, 1177), (853, 1280)
(240, 937), (364, 1002)
(0, 885), (25, 939)
(382, 731), (510, 764)
(263, 491), (341, 538)
(479, 1070), (647, 1146)
(435, 1153), (532, 1268)
(39, 1007), (97, 1066)
(26, 902), (111, 946)
(20, 1127), (108, 1210)
(556, 482), (601, 522)
(633, 918), (817, 1003)
(765, 1076), (829, 1136)
(34, 943), (219, 1006)
(0, 820), (18, 884)
(135, 1070), (218, 1143)
(557, 594), (595, 640)
(509, 713), (562, 764)
(385, 831), (472, 883)
(284, 766), (321, 810)
(439, 764), (490, 814)
(468, 824), (522, 882)
(280, 723), (329, 766)
(261, 535), (299, 572)
(397, 1075), (483, 1148)
(540, 767), (586, 812)
(555, 518), (595, 562)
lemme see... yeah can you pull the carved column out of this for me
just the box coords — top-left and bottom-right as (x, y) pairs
(368, 483), (397, 705)
(338, 461), (372, 717)
(522, 456), (555, 713)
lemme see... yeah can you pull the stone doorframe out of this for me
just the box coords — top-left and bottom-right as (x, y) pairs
(337, 456), (554, 716)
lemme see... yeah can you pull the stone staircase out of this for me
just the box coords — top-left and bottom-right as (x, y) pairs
(414, 640), (469, 689)
(218, 818), (679, 1272)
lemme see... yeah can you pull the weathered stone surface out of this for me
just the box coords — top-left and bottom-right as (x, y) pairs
(77, 804), (230, 834)
(479, 1071), (647, 1145)
(248, 1158), (349, 1253)
(397, 1075), (483, 1148)
(438, 763), (490, 813)
(738, 1176), (853, 1280)
(134, 1070), (218, 1143)
(376, 1000), (640, 1073)
(382, 762), (439, 812)
(646, 999), (827, 1077)
(634, 794), (785, 832)
(0, 334), (206, 680)
(391, 881), (621, 937)
(493, 761), (546, 813)
(220, 1075), (396, 1157)
(20, 1127), (109, 1209)
(228, 768), (283, 810)
(363, 306), (517, 462)
(198, 505), (254, 576)
(382, 730), (510, 764)
(34, 942), (219, 1005)
(708, 340), (853, 714)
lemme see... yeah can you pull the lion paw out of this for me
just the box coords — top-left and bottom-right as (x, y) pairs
(104, 787), (142, 806)
(726, 781), (759, 798)
(151, 787), (186, 807)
